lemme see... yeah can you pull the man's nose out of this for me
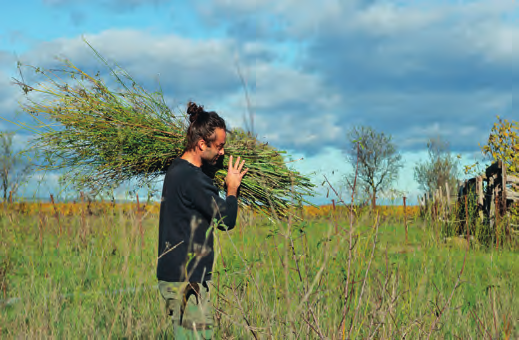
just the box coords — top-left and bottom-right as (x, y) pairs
(220, 148), (224, 156)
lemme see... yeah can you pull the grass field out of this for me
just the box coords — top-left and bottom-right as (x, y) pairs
(1, 202), (518, 339)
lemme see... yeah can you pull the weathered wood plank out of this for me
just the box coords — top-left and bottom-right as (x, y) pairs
(490, 187), (496, 230)
(507, 174), (519, 184)
(506, 188), (519, 201)
(476, 176), (484, 221)
(502, 162), (507, 213)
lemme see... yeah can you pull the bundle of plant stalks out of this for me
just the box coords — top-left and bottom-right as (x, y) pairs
(10, 42), (315, 219)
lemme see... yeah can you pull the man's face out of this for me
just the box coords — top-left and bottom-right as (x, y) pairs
(201, 128), (226, 166)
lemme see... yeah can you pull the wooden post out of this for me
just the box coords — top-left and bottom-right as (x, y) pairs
(501, 160), (507, 216)
(476, 176), (483, 222)
(445, 182), (451, 214)
(8, 191), (12, 204)
(495, 185), (500, 225)
(489, 175), (495, 231)
(50, 194), (62, 248)
(38, 201), (44, 248)
(495, 191), (500, 250)
(433, 190), (438, 222)
(438, 188), (444, 220)
(458, 180), (465, 234)
(80, 192), (86, 243)
(136, 193), (144, 249)
(425, 191), (429, 215)
(331, 199), (339, 234)
(465, 194), (470, 248)
(403, 196), (408, 245)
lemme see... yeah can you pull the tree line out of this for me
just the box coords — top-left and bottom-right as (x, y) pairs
(341, 116), (517, 208)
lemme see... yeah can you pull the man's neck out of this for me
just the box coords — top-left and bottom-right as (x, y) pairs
(181, 151), (202, 167)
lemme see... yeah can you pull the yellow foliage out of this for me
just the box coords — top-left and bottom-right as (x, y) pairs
(0, 201), (161, 216)
(303, 204), (420, 220)
(480, 116), (519, 173)
(1, 202), (421, 221)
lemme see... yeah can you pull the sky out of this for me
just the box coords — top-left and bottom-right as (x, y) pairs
(0, 0), (517, 205)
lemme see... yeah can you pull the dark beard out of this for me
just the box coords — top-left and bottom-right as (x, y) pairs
(201, 155), (224, 179)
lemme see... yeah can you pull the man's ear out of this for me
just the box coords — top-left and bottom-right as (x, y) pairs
(198, 138), (206, 151)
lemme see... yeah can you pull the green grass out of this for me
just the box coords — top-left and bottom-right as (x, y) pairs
(1, 207), (517, 339)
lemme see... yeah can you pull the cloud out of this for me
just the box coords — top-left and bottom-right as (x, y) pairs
(226, 60), (513, 154)
(337, 90), (513, 152)
(15, 30), (262, 106)
(4, 2), (518, 165)
(217, 61), (345, 153)
(203, 0), (519, 91)
(0, 70), (24, 127)
(195, 0), (518, 155)
(0, 50), (16, 66)
(289, 1), (519, 95)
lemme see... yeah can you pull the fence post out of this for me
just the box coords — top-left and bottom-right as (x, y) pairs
(80, 192), (85, 243)
(50, 194), (62, 248)
(439, 188), (444, 220)
(476, 176), (484, 222)
(445, 182), (450, 214)
(403, 196), (408, 245)
(425, 191), (429, 216)
(501, 160), (507, 218)
(489, 175), (495, 231)
(495, 190), (499, 250)
(136, 193), (144, 250)
(38, 200), (44, 248)
(465, 194), (470, 248)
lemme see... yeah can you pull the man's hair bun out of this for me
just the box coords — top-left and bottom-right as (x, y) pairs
(187, 101), (205, 123)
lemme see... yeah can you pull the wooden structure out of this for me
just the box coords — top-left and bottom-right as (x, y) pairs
(458, 161), (519, 229)
(417, 161), (519, 230)
(417, 181), (456, 222)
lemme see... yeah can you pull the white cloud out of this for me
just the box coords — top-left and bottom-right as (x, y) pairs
(14, 29), (262, 108)
(253, 63), (340, 110)
(467, 23), (519, 65)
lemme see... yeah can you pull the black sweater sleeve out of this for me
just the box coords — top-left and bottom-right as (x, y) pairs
(187, 171), (238, 231)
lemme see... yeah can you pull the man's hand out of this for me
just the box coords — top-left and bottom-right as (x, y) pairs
(226, 155), (248, 197)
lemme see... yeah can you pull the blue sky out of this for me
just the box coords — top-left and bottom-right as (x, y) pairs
(0, 0), (517, 205)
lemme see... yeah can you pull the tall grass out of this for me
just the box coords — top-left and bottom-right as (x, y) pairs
(1, 195), (517, 339)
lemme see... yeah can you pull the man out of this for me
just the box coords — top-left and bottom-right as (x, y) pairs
(157, 102), (248, 339)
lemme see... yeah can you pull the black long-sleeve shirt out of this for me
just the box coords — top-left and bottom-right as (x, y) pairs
(156, 157), (238, 283)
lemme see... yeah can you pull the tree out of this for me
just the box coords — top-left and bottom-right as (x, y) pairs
(480, 116), (519, 173)
(413, 136), (460, 198)
(344, 126), (403, 208)
(0, 131), (32, 202)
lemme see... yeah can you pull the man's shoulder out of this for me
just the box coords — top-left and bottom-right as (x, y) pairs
(166, 158), (206, 183)
(168, 158), (196, 174)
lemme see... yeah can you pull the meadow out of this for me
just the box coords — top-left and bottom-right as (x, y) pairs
(0, 200), (517, 339)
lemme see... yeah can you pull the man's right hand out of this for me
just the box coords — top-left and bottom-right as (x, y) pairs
(225, 155), (248, 196)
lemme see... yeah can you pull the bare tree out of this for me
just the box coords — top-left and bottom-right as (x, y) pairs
(413, 135), (460, 198)
(0, 131), (32, 202)
(344, 126), (403, 208)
